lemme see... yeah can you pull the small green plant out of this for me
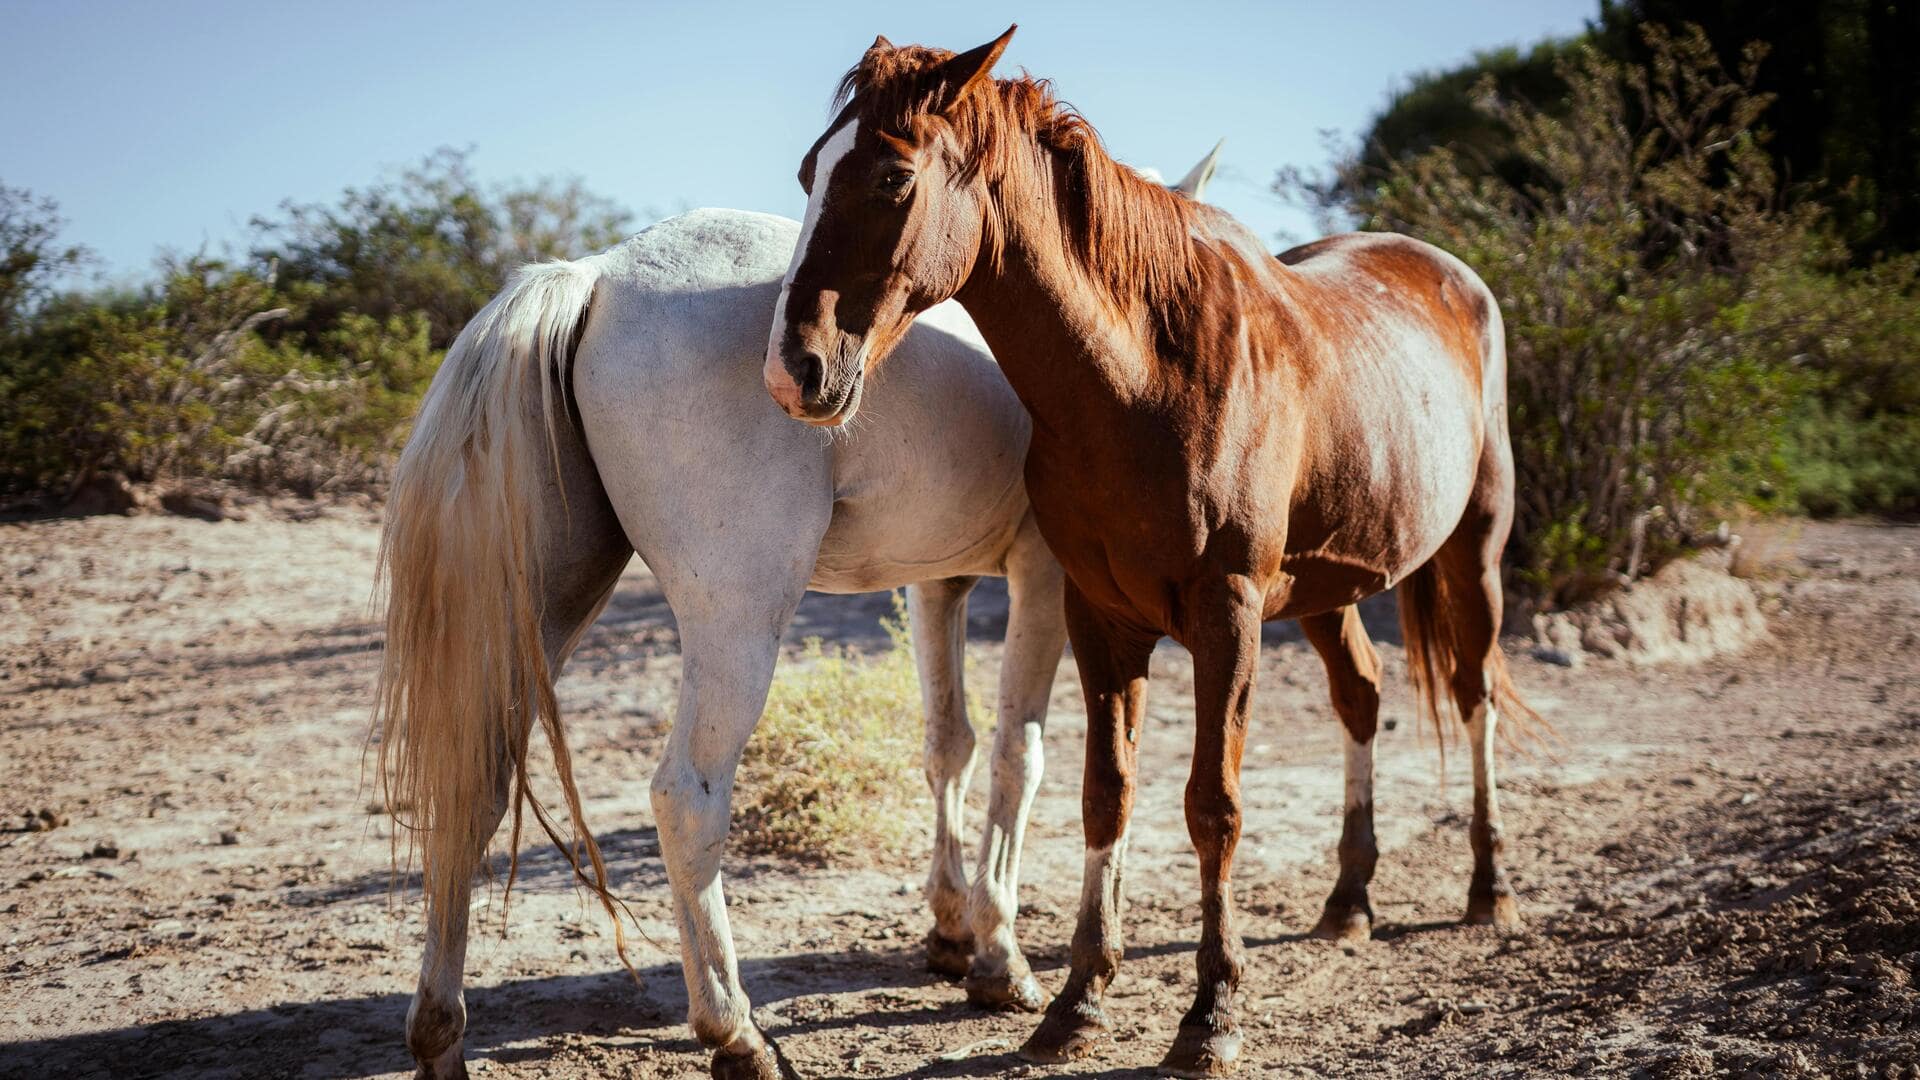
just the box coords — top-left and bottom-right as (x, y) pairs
(731, 594), (991, 861)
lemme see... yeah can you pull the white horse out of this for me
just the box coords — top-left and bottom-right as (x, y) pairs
(376, 150), (1222, 1080)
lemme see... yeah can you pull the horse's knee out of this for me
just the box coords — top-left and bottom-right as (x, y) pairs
(992, 712), (1043, 779)
(924, 718), (978, 787)
(1331, 679), (1380, 739)
(652, 749), (730, 824)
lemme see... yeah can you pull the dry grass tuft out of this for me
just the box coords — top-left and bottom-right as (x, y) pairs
(731, 594), (989, 861)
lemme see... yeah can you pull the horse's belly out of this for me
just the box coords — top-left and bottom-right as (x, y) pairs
(808, 489), (1024, 592)
(1277, 351), (1484, 612)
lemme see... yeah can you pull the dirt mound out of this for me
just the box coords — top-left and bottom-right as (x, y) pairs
(1534, 554), (1767, 667)
(1360, 759), (1920, 1079)
(1547, 762), (1920, 1077)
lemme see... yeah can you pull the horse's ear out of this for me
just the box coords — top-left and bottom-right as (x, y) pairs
(937, 24), (1015, 115)
(1174, 139), (1226, 201)
(854, 34), (895, 84)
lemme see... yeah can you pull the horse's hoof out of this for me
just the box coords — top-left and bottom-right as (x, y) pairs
(1307, 905), (1372, 943)
(1019, 1005), (1111, 1063)
(1158, 1024), (1244, 1077)
(924, 927), (975, 978)
(966, 969), (1050, 1013)
(711, 1040), (782, 1080)
(406, 998), (468, 1080)
(1463, 893), (1522, 929)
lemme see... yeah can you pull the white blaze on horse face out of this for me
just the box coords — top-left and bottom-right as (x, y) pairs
(764, 118), (862, 413)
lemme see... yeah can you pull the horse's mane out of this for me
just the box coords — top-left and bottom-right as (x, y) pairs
(835, 45), (1201, 315)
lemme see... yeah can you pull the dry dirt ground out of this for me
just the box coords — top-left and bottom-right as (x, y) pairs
(2, 510), (1916, 1079)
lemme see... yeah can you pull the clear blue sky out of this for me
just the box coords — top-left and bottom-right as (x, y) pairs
(3, 0), (1597, 279)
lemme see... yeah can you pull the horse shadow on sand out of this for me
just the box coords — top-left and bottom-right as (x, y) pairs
(0, 927), (1309, 1080)
(5, 808), (1309, 1080)
(784, 575), (1407, 653)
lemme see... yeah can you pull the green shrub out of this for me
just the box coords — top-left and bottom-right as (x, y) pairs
(2, 262), (277, 495)
(0, 182), (88, 340)
(1286, 25), (1917, 604)
(1784, 401), (1920, 518)
(221, 310), (439, 493)
(255, 147), (631, 351)
(0, 259), (439, 500)
(1, 153), (630, 503)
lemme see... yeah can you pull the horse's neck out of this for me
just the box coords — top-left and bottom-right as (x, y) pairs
(955, 174), (1152, 433)
(956, 154), (1308, 432)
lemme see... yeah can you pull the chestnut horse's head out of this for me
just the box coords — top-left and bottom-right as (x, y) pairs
(763, 27), (1015, 425)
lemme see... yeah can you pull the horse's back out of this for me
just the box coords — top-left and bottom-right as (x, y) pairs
(1278, 231), (1500, 407)
(584, 208), (799, 382)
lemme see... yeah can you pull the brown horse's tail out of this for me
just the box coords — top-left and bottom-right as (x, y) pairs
(372, 258), (635, 977)
(1396, 561), (1544, 763)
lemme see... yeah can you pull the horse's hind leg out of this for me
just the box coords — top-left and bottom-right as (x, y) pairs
(650, 595), (804, 1080)
(1433, 440), (1524, 928)
(407, 475), (630, 1079)
(910, 574), (984, 978)
(1300, 605), (1383, 942)
(966, 515), (1067, 1012)
(1431, 533), (1521, 928)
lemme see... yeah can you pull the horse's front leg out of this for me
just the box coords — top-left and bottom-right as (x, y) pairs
(1300, 606), (1382, 942)
(1161, 574), (1262, 1078)
(966, 518), (1067, 1012)
(1021, 582), (1156, 1063)
(908, 575), (983, 979)
(651, 607), (793, 1080)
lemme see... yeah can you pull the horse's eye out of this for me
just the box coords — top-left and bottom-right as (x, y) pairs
(879, 170), (914, 194)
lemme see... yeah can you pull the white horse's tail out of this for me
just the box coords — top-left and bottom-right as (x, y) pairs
(373, 258), (632, 973)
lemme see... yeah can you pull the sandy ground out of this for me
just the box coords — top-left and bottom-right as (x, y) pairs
(2, 510), (1916, 1079)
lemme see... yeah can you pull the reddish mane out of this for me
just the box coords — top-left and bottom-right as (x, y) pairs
(835, 47), (1202, 314)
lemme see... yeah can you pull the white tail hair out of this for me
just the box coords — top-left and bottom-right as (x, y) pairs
(372, 257), (635, 974)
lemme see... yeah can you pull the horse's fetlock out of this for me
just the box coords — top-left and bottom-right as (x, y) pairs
(406, 994), (466, 1062)
(690, 1009), (749, 1051)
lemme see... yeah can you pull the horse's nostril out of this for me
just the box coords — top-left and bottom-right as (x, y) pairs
(796, 352), (825, 403)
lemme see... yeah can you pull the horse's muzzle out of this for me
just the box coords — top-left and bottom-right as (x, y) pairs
(764, 344), (863, 426)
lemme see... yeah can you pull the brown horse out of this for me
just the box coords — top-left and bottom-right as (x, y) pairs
(763, 28), (1539, 1078)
